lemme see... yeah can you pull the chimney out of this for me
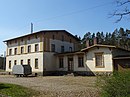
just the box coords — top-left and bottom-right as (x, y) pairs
(86, 40), (90, 47)
(94, 37), (97, 45)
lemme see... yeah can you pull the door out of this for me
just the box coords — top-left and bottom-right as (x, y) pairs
(68, 58), (73, 72)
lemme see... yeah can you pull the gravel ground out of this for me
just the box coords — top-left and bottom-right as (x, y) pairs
(0, 75), (100, 97)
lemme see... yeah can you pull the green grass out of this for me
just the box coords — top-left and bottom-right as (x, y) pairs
(0, 83), (40, 97)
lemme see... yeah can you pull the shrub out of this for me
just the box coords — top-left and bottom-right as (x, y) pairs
(97, 71), (130, 97)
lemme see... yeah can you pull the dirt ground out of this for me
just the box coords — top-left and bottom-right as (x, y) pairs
(0, 75), (100, 97)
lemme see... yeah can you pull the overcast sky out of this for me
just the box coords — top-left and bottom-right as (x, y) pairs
(0, 0), (130, 54)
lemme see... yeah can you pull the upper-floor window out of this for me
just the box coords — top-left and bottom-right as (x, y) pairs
(70, 39), (72, 43)
(59, 57), (64, 68)
(28, 37), (30, 41)
(69, 47), (72, 52)
(28, 59), (30, 65)
(78, 56), (84, 67)
(51, 44), (55, 52)
(35, 44), (39, 52)
(21, 38), (23, 42)
(35, 58), (38, 69)
(21, 47), (24, 54)
(9, 41), (11, 45)
(61, 46), (64, 53)
(14, 60), (17, 65)
(28, 45), (31, 53)
(62, 35), (64, 41)
(9, 49), (12, 55)
(14, 48), (17, 55)
(52, 35), (55, 39)
(35, 35), (38, 39)
(21, 60), (23, 65)
(9, 61), (11, 69)
(95, 52), (104, 68)
(15, 40), (17, 43)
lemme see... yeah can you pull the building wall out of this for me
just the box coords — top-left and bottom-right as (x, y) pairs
(86, 47), (113, 72)
(6, 52), (43, 72)
(112, 49), (130, 57)
(6, 36), (44, 73)
(50, 39), (74, 53)
(43, 52), (56, 71)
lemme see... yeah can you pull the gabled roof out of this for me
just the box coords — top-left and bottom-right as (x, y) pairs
(3, 30), (80, 42)
(81, 44), (116, 52)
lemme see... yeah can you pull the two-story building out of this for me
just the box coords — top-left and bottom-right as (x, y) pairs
(4, 30), (81, 75)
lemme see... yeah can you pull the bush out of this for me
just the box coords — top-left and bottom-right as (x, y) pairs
(98, 71), (130, 97)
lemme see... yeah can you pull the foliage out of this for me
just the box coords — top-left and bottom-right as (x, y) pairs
(0, 83), (40, 97)
(97, 71), (130, 97)
(112, 0), (130, 23)
(82, 27), (130, 49)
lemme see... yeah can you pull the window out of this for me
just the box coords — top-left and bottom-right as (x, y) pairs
(21, 60), (23, 65)
(69, 47), (72, 52)
(9, 61), (11, 69)
(62, 35), (64, 41)
(35, 35), (38, 39)
(9, 41), (11, 45)
(14, 60), (17, 65)
(51, 44), (55, 52)
(78, 56), (84, 67)
(9, 49), (12, 55)
(28, 59), (30, 65)
(28, 37), (30, 41)
(52, 35), (55, 39)
(59, 57), (64, 68)
(61, 46), (64, 53)
(15, 40), (17, 43)
(21, 38), (23, 42)
(70, 39), (72, 43)
(14, 48), (17, 55)
(35, 59), (38, 69)
(35, 44), (39, 52)
(95, 53), (104, 67)
(28, 45), (31, 53)
(21, 47), (24, 54)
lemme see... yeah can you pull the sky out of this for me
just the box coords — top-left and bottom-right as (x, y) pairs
(0, 0), (130, 55)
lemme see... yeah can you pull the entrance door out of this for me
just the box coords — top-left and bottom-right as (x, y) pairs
(68, 58), (73, 72)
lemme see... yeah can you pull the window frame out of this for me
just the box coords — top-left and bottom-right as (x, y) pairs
(14, 60), (17, 65)
(28, 59), (30, 65)
(35, 44), (39, 52)
(61, 46), (64, 53)
(51, 44), (55, 52)
(35, 58), (38, 69)
(21, 60), (23, 65)
(95, 52), (104, 68)
(14, 48), (17, 55)
(9, 61), (11, 69)
(9, 49), (12, 55)
(21, 47), (24, 54)
(78, 56), (84, 68)
(28, 45), (31, 53)
(59, 57), (64, 68)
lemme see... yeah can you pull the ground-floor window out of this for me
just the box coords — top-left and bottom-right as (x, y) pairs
(95, 52), (104, 67)
(9, 61), (11, 69)
(21, 60), (23, 65)
(35, 58), (38, 69)
(14, 60), (17, 65)
(59, 57), (64, 68)
(28, 59), (31, 65)
(78, 56), (84, 67)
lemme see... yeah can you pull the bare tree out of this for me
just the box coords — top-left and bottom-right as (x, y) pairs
(111, 0), (130, 23)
